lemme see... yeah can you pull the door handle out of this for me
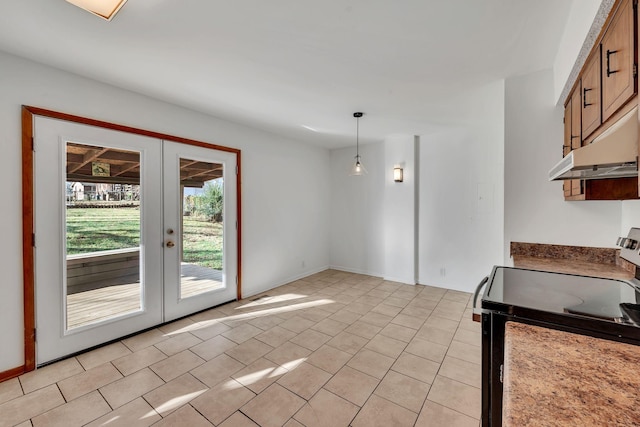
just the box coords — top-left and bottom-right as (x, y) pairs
(583, 87), (593, 107)
(166, 241), (175, 248)
(606, 49), (619, 77)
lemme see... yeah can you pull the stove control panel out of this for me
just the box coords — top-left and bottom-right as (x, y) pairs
(619, 228), (640, 269)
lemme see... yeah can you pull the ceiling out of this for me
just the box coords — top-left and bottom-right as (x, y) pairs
(0, 0), (574, 149)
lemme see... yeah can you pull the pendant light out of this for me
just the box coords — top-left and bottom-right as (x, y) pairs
(350, 112), (367, 176)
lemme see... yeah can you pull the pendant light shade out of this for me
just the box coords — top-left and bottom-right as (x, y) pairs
(350, 112), (367, 176)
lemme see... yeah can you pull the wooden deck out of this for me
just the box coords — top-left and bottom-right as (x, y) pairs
(66, 263), (224, 329)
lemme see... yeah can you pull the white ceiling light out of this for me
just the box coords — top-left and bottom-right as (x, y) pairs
(65, 0), (128, 21)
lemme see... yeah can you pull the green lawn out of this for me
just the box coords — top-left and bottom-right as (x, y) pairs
(66, 207), (223, 270)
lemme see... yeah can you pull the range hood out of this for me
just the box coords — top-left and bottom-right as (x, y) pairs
(549, 106), (639, 181)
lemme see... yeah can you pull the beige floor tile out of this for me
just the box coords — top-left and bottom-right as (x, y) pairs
(424, 315), (460, 333)
(384, 297), (411, 308)
(153, 404), (213, 427)
(427, 375), (481, 419)
(191, 353), (246, 388)
(443, 290), (471, 303)
(311, 318), (349, 336)
(191, 335), (238, 360)
(188, 308), (226, 323)
(191, 379), (255, 425)
(264, 342), (312, 368)
(437, 299), (468, 311)
(154, 332), (202, 356)
(401, 306), (433, 318)
(150, 350), (205, 382)
(112, 345), (168, 376)
(391, 313), (426, 330)
(99, 368), (164, 409)
(218, 411), (258, 427)
(225, 339), (274, 365)
(306, 345), (353, 374)
(278, 316), (316, 333)
(144, 373), (208, 416)
(359, 312), (393, 327)
(58, 362), (123, 401)
(290, 329), (331, 351)
(248, 314), (285, 331)
(367, 289), (392, 299)
(157, 317), (198, 335)
(324, 366), (379, 406)
(277, 362), (331, 399)
(416, 400), (478, 427)
(374, 370), (430, 413)
(31, 390), (110, 427)
(439, 356), (481, 388)
(415, 325), (455, 346)
(453, 328), (481, 347)
(371, 303), (404, 317)
(379, 323), (417, 343)
(343, 302), (375, 315)
(344, 321), (383, 340)
(297, 307), (332, 323)
(14, 421), (31, 427)
(458, 316), (481, 333)
(293, 388), (359, 427)
(254, 326), (297, 347)
(85, 397), (161, 427)
(190, 320), (232, 341)
(222, 323), (264, 344)
(447, 340), (482, 365)
(432, 307), (465, 322)
(347, 349), (395, 379)
(405, 337), (449, 363)
(329, 309), (362, 325)
(231, 358), (288, 394)
(122, 328), (168, 352)
(240, 383), (305, 427)
(365, 334), (407, 359)
(0, 378), (23, 405)
(356, 295), (385, 306)
(351, 394), (417, 427)
(76, 342), (132, 370)
(0, 384), (64, 427)
(326, 331), (369, 355)
(391, 352), (440, 384)
(19, 358), (84, 394)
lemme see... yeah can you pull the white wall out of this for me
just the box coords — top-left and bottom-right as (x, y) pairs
(0, 51), (330, 372)
(384, 135), (417, 284)
(504, 68), (622, 263)
(329, 143), (385, 276)
(552, 0), (603, 103)
(621, 200), (640, 235)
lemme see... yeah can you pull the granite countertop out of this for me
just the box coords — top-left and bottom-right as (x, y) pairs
(511, 242), (635, 280)
(502, 322), (640, 427)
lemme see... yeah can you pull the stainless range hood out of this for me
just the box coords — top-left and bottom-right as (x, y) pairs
(549, 106), (638, 181)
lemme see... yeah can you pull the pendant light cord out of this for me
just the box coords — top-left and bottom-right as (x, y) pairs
(356, 116), (360, 157)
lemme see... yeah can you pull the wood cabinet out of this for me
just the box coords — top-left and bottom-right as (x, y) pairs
(581, 51), (602, 138)
(563, 89), (584, 199)
(602, 0), (636, 122)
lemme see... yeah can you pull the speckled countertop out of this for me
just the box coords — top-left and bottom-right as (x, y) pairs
(511, 242), (635, 280)
(503, 322), (640, 427)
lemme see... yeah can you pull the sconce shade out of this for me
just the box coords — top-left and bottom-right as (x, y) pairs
(66, 0), (128, 20)
(394, 167), (403, 182)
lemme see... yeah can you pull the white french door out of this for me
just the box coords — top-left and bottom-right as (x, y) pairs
(34, 117), (237, 365)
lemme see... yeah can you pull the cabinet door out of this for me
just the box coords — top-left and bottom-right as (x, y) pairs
(582, 51), (602, 138)
(563, 102), (571, 197)
(570, 83), (582, 149)
(602, 0), (636, 121)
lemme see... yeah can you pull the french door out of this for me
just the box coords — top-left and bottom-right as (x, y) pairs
(34, 116), (238, 365)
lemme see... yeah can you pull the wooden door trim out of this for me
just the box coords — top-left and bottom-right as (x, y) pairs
(20, 105), (243, 374)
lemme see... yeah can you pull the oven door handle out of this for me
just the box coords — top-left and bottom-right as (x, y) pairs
(472, 276), (489, 322)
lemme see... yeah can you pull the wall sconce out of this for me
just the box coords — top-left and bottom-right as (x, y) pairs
(393, 167), (404, 182)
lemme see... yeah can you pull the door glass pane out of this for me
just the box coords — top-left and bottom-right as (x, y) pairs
(180, 158), (224, 298)
(65, 142), (142, 330)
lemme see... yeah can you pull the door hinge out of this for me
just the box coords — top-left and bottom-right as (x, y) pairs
(235, 220), (238, 230)
(31, 137), (35, 151)
(634, 63), (638, 78)
(33, 328), (37, 342)
(236, 276), (238, 285)
(499, 364), (504, 383)
(32, 233), (36, 247)
(236, 165), (239, 175)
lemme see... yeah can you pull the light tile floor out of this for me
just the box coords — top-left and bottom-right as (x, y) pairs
(0, 270), (482, 427)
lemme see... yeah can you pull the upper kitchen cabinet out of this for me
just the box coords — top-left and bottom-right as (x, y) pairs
(601, 0), (636, 122)
(581, 50), (601, 139)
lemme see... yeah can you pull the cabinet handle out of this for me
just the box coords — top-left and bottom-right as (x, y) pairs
(583, 87), (593, 107)
(606, 49), (619, 77)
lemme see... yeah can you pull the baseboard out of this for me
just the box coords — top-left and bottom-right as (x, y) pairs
(0, 365), (25, 383)
(241, 265), (330, 299)
(328, 265), (383, 278)
(383, 275), (417, 285)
